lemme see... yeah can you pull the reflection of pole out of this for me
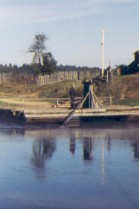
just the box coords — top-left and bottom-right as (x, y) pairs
(101, 139), (105, 179)
(101, 30), (105, 77)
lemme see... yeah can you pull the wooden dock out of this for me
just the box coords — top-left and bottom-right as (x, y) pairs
(1, 106), (139, 126)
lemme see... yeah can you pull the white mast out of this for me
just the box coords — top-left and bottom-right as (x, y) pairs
(101, 30), (105, 77)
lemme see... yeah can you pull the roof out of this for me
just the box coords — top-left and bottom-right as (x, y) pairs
(133, 50), (139, 54)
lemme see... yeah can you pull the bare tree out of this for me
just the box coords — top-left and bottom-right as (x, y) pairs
(29, 33), (48, 65)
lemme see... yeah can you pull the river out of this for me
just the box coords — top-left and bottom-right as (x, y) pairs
(0, 121), (139, 209)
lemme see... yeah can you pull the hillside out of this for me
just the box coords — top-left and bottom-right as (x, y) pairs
(110, 74), (139, 99)
(98, 74), (139, 105)
(0, 74), (139, 107)
(0, 80), (82, 98)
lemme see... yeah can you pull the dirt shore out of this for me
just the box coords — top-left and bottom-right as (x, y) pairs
(0, 97), (55, 111)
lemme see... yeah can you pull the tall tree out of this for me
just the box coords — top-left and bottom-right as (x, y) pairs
(28, 33), (57, 74)
(41, 52), (57, 74)
(29, 33), (48, 65)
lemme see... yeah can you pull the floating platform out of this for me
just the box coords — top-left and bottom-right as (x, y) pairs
(1, 106), (139, 126)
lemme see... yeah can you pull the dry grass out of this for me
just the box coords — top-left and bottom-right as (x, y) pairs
(0, 80), (82, 110)
(0, 74), (139, 108)
(0, 80), (82, 98)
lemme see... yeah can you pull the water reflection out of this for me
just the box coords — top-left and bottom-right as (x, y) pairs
(28, 126), (139, 167)
(83, 137), (93, 160)
(106, 133), (112, 152)
(69, 138), (76, 155)
(0, 126), (25, 136)
(0, 123), (139, 208)
(131, 141), (139, 159)
(32, 137), (56, 170)
(1, 123), (139, 164)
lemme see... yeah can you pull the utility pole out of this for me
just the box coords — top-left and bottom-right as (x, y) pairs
(101, 30), (105, 77)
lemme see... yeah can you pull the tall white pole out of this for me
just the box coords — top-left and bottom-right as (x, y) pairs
(101, 30), (105, 77)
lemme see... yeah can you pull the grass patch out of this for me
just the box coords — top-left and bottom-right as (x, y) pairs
(38, 80), (83, 98)
(115, 98), (139, 106)
(0, 100), (7, 107)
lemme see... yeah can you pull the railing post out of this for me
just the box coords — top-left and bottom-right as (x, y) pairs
(56, 98), (59, 107)
(110, 97), (112, 105)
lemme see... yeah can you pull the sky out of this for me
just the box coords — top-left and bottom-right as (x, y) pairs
(0, 0), (139, 68)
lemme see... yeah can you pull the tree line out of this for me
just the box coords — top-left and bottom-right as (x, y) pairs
(0, 63), (100, 74)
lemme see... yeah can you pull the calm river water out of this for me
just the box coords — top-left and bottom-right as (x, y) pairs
(0, 121), (139, 209)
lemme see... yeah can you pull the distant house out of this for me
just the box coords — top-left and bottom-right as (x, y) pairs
(117, 50), (139, 75)
(128, 50), (139, 73)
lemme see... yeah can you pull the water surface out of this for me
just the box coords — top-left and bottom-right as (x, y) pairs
(0, 121), (139, 209)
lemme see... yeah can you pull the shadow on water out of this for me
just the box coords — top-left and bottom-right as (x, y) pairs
(80, 119), (139, 129)
(0, 116), (139, 132)
(0, 118), (139, 138)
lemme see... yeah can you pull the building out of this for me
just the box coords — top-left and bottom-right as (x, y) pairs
(117, 50), (139, 75)
(128, 50), (139, 73)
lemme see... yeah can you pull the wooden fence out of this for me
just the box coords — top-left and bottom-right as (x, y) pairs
(0, 70), (100, 85)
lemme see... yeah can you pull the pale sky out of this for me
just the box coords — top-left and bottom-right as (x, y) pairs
(0, 0), (139, 68)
